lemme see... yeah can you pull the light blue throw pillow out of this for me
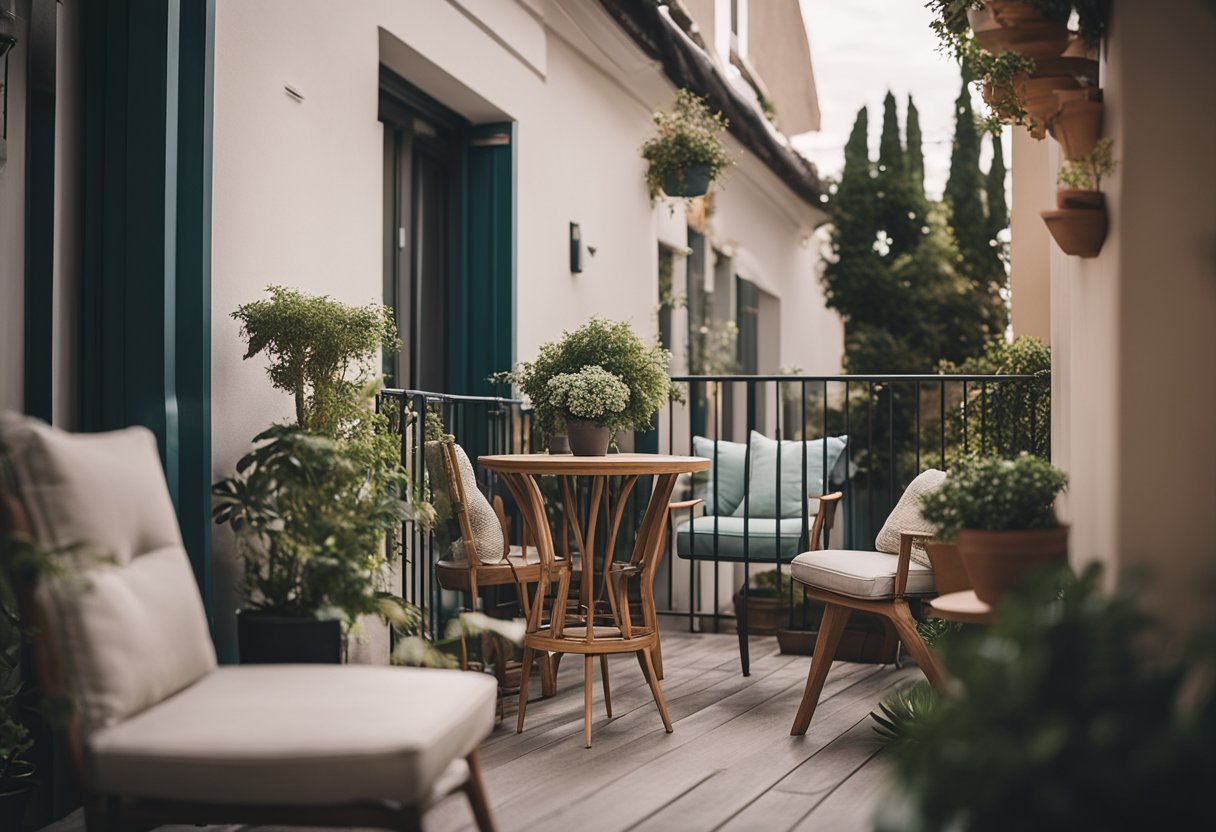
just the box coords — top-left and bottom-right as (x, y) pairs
(731, 431), (849, 518)
(691, 436), (748, 516)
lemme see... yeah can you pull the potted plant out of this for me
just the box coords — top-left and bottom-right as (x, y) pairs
(641, 89), (731, 199)
(966, 0), (1071, 59)
(1041, 137), (1114, 257)
(545, 366), (630, 456)
(510, 317), (678, 448)
(735, 569), (798, 637)
(1049, 85), (1103, 160)
(919, 453), (1069, 604)
(215, 286), (409, 663)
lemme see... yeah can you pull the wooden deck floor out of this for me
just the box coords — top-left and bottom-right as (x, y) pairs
(43, 624), (918, 832)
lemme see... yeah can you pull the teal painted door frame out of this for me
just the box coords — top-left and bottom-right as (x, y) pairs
(459, 123), (515, 396)
(79, 0), (214, 612)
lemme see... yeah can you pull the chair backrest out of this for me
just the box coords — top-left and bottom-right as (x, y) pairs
(424, 439), (507, 565)
(0, 413), (216, 735)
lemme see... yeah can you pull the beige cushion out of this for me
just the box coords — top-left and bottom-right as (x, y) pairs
(790, 549), (936, 599)
(426, 441), (506, 564)
(874, 469), (946, 567)
(87, 665), (497, 806)
(0, 413), (216, 730)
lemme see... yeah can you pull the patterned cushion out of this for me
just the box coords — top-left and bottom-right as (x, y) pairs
(874, 469), (946, 567)
(425, 441), (505, 564)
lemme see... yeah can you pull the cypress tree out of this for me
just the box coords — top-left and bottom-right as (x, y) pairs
(878, 91), (904, 174)
(875, 92), (926, 261)
(985, 130), (1009, 245)
(906, 96), (925, 192)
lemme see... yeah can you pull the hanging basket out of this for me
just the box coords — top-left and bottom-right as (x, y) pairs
(660, 165), (711, 198)
(1041, 203), (1108, 258)
(1015, 58), (1098, 139)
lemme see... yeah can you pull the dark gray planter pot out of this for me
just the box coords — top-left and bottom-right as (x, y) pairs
(237, 612), (343, 664)
(566, 420), (610, 456)
(661, 165), (711, 198)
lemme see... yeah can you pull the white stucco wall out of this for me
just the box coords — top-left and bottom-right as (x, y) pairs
(211, 0), (841, 651)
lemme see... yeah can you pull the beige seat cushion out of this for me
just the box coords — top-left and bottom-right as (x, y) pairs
(88, 665), (497, 806)
(790, 549), (936, 599)
(0, 413), (216, 731)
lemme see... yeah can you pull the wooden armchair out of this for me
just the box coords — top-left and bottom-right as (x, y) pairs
(788, 492), (948, 735)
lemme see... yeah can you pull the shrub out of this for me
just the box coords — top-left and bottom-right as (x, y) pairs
(919, 452), (1067, 539)
(546, 366), (631, 428)
(641, 89), (731, 199)
(1057, 137), (1116, 190)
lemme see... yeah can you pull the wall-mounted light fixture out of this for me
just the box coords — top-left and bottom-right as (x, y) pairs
(569, 222), (583, 273)
(0, 0), (17, 172)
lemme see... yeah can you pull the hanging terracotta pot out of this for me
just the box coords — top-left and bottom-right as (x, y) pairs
(967, 0), (1070, 59)
(1049, 89), (1104, 160)
(1056, 188), (1105, 211)
(1041, 204), (1108, 258)
(956, 526), (1070, 604)
(1016, 58), (1098, 139)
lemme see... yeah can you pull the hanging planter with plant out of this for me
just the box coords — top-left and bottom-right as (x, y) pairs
(1041, 137), (1114, 257)
(966, 0), (1071, 59)
(1049, 86), (1103, 160)
(641, 89), (732, 200)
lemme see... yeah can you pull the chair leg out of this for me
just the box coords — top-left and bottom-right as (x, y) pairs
(641, 647), (673, 733)
(463, 750), (498, 832)
(538, 650), (557, 698)
(790, 602), (851, 736)
(600, 654), (613, 718)
(516, 646), (534, 734)
(889, 600), (949, 690)
(584, 655), (595, 748)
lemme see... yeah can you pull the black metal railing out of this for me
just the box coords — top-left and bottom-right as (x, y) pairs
(380, 373), (1049, 645)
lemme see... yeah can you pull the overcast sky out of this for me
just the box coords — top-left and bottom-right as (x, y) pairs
(793, 0), (1003, 200)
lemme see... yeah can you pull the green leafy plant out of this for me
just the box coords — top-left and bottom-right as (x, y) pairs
(232, 286), (399, 436)
(1057, 136), (1116, 190)
(919, 452), (1067, 540)
(510, 318), (678, 439)
(871, 680), (941, 744)
(546, 366), (631, 428)
(640, 89), (732, 199)
(876, 565), (1216, 831)
(969, 44), (1037, 130)
(212, 425), (407, 623)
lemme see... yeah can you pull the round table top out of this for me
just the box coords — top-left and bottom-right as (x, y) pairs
(928, 590), (997, 625)
(478, 452), (710, 476)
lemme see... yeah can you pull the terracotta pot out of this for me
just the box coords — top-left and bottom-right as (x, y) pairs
(924, 541), (971, 595)
(566, 420), (610, 456)
(1015, 74), (1081, 138)
(967, 1), (1069, 58)
(1056, 189), (1105, 211)
(1049, 97), (1104, 160)
(1041, 207), (1108, 257)
(548, 434), (571, 455)
(957, 526), (1070, 604)
(733, 591), (784, 635)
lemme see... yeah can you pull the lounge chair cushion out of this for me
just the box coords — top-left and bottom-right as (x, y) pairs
(87, 665), (497, 806)
(425, 440), (505, 563)
(0, 414), (216, 731)
(790, 549), (936, 599)
(731, 432), (849, 518)
(691, 436), (748, 515)
(874, 469), (946, 566)
(675, 514), (814, 562)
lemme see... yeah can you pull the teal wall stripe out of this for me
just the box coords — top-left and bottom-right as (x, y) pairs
(22, 0), (56, 422)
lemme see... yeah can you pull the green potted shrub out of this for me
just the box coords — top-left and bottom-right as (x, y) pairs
(545, 366), (630, 456)
(874, 565), (1215, 830)
(0, 568), (33, 830)
(919, 453), (1069, 604)
(214, 286), (408, 663)
(641, 89), (731, 199)
(1042, 136), (1114, 257)
(511, 317), (678, 449)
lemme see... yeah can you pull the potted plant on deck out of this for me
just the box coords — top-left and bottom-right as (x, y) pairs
(641, 89), (732, 199)
(1041, 137), (1115, 257)
(214, 286), (408, 662)
(511, 317), (678, 451)
(919, 453), (1069, 604)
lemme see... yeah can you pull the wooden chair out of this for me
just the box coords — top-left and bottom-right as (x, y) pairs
(429, 440), (560, 698)
(504, 472), (675, 748)
(0, 415), (498, 832)
(788, 492), (948, 735)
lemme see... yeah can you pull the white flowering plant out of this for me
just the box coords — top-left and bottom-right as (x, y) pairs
(546, 366), (631, 429)
(919, 453), (1068, 540)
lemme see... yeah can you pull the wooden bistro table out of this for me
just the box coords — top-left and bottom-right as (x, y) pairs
(479, 453), (709, 747)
